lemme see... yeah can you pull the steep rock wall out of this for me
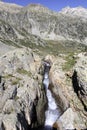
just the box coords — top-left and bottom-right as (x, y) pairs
(0, 48), (47, 130)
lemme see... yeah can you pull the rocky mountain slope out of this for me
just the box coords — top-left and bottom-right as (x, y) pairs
(0, 1), (22, 13)
(0, 1), (87, 130)
(47, 54), (87, 129)
(0, 48), (46, 130)
(0, 1), (87, 50)
(0, 48), (87, 130)
(61, 6), (87, 18)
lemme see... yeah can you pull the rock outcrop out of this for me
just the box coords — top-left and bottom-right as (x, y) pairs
(0, 41), (15, 56)
(44, 54), (87, 129)
(58, 108), (75, 129)
(45, 55), (69, 112)
(73, 52), (87, 111)
(0, 48), (46, 130)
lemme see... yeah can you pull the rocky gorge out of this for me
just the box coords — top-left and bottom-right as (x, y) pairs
(0, 1), (87, 130)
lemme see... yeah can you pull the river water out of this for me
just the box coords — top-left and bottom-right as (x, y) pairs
(42, 62), (61, 130)
(30, 62), (61, 130)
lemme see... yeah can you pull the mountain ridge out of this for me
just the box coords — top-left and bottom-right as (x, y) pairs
(0, 1), (87, 55)
(0, 1), (22, 13)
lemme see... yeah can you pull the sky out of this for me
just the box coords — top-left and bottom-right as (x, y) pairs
(3, 0), (87, 11)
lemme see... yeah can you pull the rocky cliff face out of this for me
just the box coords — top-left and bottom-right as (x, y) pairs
(73, 53), (87, 111)
(0, 48), (46, 130)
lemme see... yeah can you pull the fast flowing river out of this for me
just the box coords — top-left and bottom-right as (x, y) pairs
(42, 62), (61, 130)
(30, 62), (61, 130)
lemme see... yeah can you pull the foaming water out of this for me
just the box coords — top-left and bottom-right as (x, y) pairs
(45, 89), (60, 126)
(30, 62), (61, 130)
(43, 62), (61, 128)
(43, 72), (49, 89)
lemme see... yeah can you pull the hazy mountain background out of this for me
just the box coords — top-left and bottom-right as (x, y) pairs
(0, 1), (87, 56)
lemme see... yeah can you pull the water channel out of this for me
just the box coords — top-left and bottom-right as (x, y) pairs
(42, 61), (61, 130)
(30, 61), (61, 130)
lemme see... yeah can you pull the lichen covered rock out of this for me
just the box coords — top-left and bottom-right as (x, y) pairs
(0, 48), (46, 130)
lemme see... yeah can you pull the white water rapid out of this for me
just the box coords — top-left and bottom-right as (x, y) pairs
(43, 62), (61, 128)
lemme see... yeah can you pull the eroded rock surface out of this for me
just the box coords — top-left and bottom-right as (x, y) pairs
(58, 108), (75, 129)
(45, 54), (87, 129)
(0, 48), (46, 130)
(73, 52), (87, 111)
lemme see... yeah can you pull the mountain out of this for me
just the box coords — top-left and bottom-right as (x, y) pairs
(0, 2), (87, 130)
(0, 1), (22, 13)
(61, 6), (87, 18)
(0, 2), (87, 50)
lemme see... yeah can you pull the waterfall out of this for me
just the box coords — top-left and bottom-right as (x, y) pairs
(30, 61), (62, 130)
(43, 61), (61, 129)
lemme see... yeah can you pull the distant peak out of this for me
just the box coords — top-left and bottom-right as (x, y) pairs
(60, 6), (87, 18)
(61, 6), (87, 11)
(29, 3), (43, 7)
(23, 3), (55, 14)
(26, 3), (49, 10)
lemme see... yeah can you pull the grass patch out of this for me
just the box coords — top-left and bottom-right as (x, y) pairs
(11, 78), (21, 85)
(2, 74), (15, 79)
(19, 38), (86, 57)
(2, 74), (21, 85)
(17, 68), (32, 76)
(62, 52), (77, 71)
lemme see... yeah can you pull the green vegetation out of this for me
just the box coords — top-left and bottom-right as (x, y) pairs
(19, 38), (86, 57)
(0, 37), (21, 48)
(2, 74), (15, 79)
(17, 68), (32, 76)
(62, 52), (77, 71)
(11, 78), (21, 85)
(0, 18), (86, 57)
(2, 74), (21, 85)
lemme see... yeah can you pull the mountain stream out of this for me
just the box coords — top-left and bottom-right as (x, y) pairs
(42, 62), (61, 130)
(30, 61), (61, 130)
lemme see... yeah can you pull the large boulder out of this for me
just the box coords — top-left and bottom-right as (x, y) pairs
(48, 56), (69, 112)
(0, 48), (46, 130)
(57, 108), (75, 129)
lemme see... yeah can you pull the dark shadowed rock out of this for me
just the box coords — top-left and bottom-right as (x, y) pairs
(73, 53), (87, 111)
